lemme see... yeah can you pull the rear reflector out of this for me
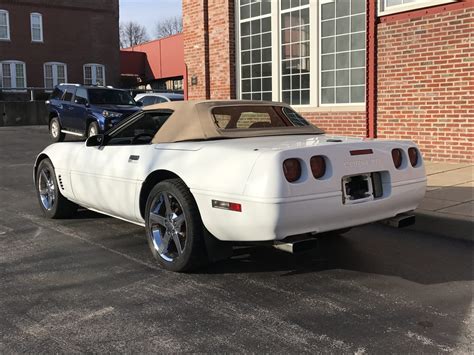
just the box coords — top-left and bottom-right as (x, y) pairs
(283, 158), (301, 183)
(350, 149), (373, 156)
(212, 200), (242, 212)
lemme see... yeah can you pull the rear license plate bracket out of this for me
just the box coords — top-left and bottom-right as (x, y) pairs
(342, 173), (374, 204)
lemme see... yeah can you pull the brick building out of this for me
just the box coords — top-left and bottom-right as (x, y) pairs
(183, 0), (473, 163)
(121, 34), (185, 92)
(0, 0), (120, 95)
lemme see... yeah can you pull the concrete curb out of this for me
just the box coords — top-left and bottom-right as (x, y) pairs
(409, 210), (473, 242)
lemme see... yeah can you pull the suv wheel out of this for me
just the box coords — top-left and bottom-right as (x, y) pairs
(87, 122), (99, 137)
(50, 117), (65, 142)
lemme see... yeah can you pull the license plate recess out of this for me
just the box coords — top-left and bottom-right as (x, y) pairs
(342, 173), (382, 204)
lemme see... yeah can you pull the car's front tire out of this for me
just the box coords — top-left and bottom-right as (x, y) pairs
(145, 179), (208, 272)
(87, 122), (99, 137)
(50, 117), (65, 142)
(36, 158), (78, 219)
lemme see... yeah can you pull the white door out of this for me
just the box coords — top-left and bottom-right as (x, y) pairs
(70, 144), (148, 222)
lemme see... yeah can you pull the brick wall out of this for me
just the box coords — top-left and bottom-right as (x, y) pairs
(302, 111), (367, 137)
(0, 0), (120, 87)
(183, 0), (367, 138)
(183, 0), (209, 99)
(377, 6), (473, 163)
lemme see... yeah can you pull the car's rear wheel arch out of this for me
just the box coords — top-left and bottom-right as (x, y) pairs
(140, 170), (188, 219)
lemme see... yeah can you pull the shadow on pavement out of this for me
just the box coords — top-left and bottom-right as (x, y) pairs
(202, 224), (473, 285)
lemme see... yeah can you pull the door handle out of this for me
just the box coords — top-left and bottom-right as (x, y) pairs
(128, 155), (140, 162)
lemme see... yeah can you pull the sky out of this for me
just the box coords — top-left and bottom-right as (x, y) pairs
(119, 0), (182, 38)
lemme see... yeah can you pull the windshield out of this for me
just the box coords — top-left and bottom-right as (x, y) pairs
(88, 89), (136, 106)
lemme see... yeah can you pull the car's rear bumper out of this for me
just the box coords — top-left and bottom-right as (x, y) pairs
(192, 177), (427, 242)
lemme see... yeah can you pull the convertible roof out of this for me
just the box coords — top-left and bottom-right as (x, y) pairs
(146, 100), (323, 144)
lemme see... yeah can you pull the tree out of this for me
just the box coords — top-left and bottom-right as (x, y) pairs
(120, 21), (149, 48)
(155, 16), (183, 39)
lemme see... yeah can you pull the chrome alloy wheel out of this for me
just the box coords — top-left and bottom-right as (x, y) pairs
(38, 167), (56, 210)
(148, 192), (187, 262)
(51, 120), (60, 138)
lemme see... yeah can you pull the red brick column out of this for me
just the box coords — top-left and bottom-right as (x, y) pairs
(183, 0), (236, 100)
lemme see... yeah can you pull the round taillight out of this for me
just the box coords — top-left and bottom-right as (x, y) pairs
(392, 149), (403, 169)
(310, 155), (326, 179)
(408, 148), (418, 167)
(283, 159), (301, 183)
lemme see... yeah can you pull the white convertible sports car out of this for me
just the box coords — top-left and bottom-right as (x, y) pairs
(34, 100), (427, 271)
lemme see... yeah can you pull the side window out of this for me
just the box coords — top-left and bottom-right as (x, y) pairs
(62, 87), (75, 102)
(109, 111), (173, 145)
(141, 96), (155, 106)
(155, 96), (167, 103)
(50, 87), (65, 100)
(75, 87), (88, 104)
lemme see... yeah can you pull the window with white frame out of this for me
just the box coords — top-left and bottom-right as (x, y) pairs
(320, 0), (366, 104)
(84, 64), (105, 85)
(30, 13), (43, 42)
(0, 9), (9, 40)
(237, 0), (366, 107)
(0, 61), (26, 89)
(238, 0), (273, 101)
(281, 0), (310, 105)
(379, 0), (457, 15)
(44, 62), (67, 89)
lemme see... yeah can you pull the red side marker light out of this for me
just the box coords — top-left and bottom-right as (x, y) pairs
(212, 200), (242, 212)
(350, 149), (373, 156)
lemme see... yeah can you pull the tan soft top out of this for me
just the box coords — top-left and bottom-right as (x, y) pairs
(147, 100), (323, 144)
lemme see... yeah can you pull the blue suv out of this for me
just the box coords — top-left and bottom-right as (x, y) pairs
(46, 84), (142, 142)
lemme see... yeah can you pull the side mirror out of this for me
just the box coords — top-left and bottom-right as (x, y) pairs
(86, 134), (105, 147)
(136, 101), (143, 107)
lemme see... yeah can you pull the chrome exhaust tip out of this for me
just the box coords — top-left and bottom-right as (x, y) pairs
(273, 238), (319, 254)
(381, 213), (416, 228)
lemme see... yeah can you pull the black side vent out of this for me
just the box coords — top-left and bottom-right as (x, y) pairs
(58, 175), (65, 190)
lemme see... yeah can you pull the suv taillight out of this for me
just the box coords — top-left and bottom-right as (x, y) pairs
(283, 159), (301, 183)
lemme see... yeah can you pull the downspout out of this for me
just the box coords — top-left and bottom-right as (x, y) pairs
(203, 0), (211, 99)
(367, 0), (378, 138)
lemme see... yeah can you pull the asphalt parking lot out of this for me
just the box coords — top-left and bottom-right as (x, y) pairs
(0, 126), (472, 353)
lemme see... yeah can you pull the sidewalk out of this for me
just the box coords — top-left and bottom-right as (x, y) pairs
(409, 162), (473, 241)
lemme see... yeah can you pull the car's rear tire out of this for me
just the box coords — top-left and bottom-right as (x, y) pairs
(36, 158), (78, 219)
(87, 122), (99, 137)
(50, 117), (65, 142)
(145, 179), (208, 272)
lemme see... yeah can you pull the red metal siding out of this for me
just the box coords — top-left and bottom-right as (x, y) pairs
(122, 33), (185, 81)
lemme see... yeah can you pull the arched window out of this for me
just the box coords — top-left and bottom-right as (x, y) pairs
(30, 12), (43, 42)
(44, 62), (67, 89)
(0, 61), (27, 89)
(0, 9), (9, 41)
(83, 64), (106, 85)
